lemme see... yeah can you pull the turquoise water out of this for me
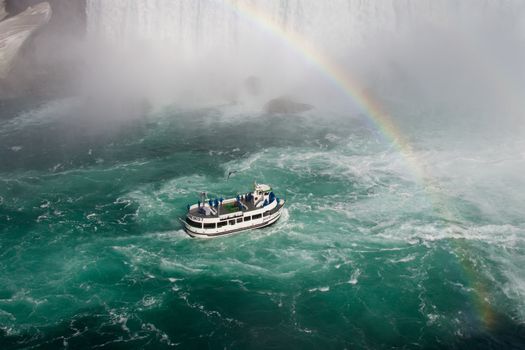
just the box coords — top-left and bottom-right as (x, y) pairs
(1, 99), (524, 349)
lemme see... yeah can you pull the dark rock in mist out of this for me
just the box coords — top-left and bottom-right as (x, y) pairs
(244, 76), (263, 96)
(264, 96), (314, 114)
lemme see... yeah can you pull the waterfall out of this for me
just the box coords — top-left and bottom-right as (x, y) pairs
(84, 0), (409, 57)
(85, 0), (523, 52)
(83, 0), (525, 110)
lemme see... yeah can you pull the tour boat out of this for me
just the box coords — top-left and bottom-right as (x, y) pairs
(182, 183), (285, 238)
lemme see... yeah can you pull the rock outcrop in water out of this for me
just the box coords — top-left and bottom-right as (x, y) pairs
(264, 96), (314, 114)
(0, 2), (51, 79)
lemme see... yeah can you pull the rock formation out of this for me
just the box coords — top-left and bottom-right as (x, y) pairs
(1, 1), (7, 21)
(264, 96), (314, 114)
(0, 2), (51, 79)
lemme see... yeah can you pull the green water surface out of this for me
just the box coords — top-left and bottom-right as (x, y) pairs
(0, 99), (524, 349)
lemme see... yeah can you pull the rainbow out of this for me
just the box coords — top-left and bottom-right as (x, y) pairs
(222, 0), (425, 181)
(223, 0), (496, 330)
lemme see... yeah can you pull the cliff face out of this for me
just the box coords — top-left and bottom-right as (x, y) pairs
(0, 1), (7, 21)
(0, 0), (86, 98)
(6, 0), (85, 37)
(0, 2), (51, 79)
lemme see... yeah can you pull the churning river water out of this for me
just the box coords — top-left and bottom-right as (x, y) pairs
(0, 98), (524, 349)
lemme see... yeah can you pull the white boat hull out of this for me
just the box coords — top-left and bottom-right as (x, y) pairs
(184, 200), (285, 239)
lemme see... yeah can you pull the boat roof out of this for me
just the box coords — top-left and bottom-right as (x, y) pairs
(188, 197), (259, 219)
(255, 184), (271, 192)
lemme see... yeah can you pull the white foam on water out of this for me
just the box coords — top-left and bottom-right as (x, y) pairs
(140, 322), (177, 346)
(228, 138), (525, 322)
(324, 133), (341, 143)
(159, 258), (203, 274)
(389, 255), (417, 264)
(134, 230), (187, 242)
(124, 174), (213, 220)
(42, 102), (522, 336)
(0, 98), (79, 136)
(271, 149), (401, 184)
(5, 289), (48, 307)
(141, 295), (160, 308)
(408, 141), (525, 222)
(108, 308), (131, 333)
(426, 313), (439, 325)
(487, 246), (525, 322)
(348, 269), (361, 285)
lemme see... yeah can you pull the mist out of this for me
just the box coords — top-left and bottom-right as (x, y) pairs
(2, 0), (525, 167)
(45, 0), (519, 131)
(3, 0), (522, 133)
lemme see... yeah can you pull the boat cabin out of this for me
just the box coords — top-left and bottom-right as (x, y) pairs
(253, 183), (271, 204)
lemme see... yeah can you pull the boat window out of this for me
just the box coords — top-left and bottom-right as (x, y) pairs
(263, 211), (270, 217)
(244, 216), (251, 222)
(217, 221), (227, 228)
(252, 214), (262, 220)
(236, 218), (242, 223)
(186, 217), (202, 228)
(203, 223), (216, 229)
(229, 220), (235, 225)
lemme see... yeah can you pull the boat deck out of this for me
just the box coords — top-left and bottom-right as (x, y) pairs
(189, 198), (260, 218)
